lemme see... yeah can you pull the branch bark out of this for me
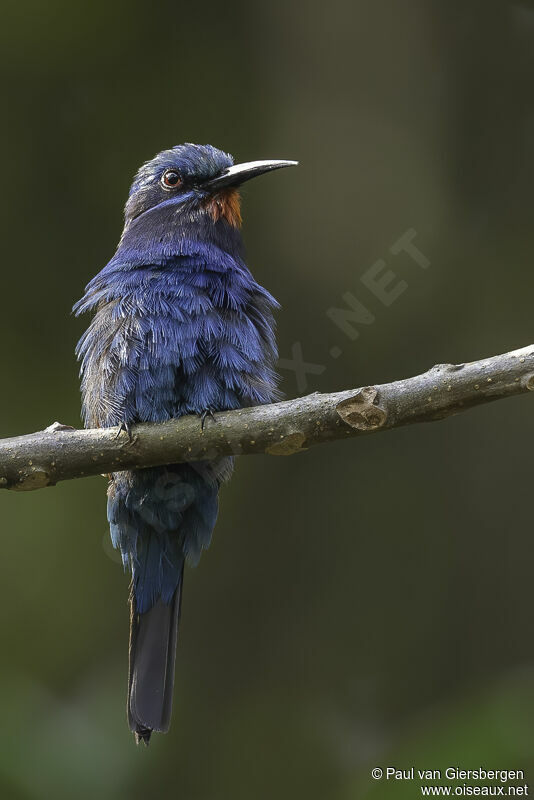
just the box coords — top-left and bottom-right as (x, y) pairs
(2, 344), (534, 492)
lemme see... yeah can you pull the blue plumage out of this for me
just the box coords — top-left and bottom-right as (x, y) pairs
(74, 143), (295, 743)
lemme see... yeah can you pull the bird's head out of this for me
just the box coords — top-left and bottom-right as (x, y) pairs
(123, 143), (297, 234)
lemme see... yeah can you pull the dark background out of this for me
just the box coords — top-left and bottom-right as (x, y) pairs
(2, 1), (534, 797)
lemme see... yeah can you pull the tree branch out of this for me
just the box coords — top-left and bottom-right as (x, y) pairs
(2, 344), (534, 492)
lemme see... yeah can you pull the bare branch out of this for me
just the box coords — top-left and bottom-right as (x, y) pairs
(2, 344), (534, 492)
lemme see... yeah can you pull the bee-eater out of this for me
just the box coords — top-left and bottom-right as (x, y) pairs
(74, 143), (296, 743)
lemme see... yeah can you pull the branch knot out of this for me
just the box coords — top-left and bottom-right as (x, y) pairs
(335, 387), (387, 431)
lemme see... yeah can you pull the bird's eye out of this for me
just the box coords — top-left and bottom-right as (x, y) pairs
(161, 170), (182, 189)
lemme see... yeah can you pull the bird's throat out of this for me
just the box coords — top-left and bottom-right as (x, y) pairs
(203, 189), (242, 228)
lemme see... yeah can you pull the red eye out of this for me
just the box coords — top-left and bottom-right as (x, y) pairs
(161, 170), (182, 188)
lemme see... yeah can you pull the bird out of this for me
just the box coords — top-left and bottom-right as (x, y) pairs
(73, 143), (297, 744)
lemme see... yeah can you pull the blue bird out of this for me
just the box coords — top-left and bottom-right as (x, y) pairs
(74, 143), (297, 743)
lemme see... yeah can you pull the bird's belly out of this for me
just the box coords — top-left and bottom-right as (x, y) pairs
(79, 270), (276, 429)
(91, 312), (246, 427)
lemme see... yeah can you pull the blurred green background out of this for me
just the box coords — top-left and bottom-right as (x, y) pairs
(3, 0), (534, 797)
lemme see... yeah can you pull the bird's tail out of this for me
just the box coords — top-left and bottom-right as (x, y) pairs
(127, 566), (184, 745)
(109, 460), (233, 742)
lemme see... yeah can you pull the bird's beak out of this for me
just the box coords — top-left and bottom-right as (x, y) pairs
(202, 159), (298, 192)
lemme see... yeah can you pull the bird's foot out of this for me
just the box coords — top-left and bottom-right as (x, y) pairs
(114, 421), (134, 443)
(199, 408), (218, 431)
(45, 421), (76, 433)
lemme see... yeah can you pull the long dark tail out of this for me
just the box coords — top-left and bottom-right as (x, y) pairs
(127, 566), (184, 745)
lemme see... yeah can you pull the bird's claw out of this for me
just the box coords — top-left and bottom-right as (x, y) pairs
(115, 421), (134, 442)
(200, 408), (217, 431)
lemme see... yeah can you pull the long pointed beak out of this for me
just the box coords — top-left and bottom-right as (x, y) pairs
(202, 159), (298, 191)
